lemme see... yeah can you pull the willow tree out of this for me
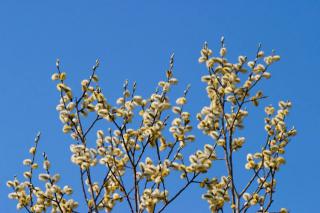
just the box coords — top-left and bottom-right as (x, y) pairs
(8, 38), (296, 213)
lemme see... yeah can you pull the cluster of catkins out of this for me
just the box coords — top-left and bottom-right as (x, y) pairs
(8, 39), (296, 213)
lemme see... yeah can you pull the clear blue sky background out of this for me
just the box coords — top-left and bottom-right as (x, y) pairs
(0, 0), (319, 212)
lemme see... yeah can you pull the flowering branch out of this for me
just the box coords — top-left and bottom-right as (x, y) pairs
(8, 38), (296, 213)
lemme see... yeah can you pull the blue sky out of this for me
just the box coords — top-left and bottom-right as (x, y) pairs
(0, 0), (319, 212)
